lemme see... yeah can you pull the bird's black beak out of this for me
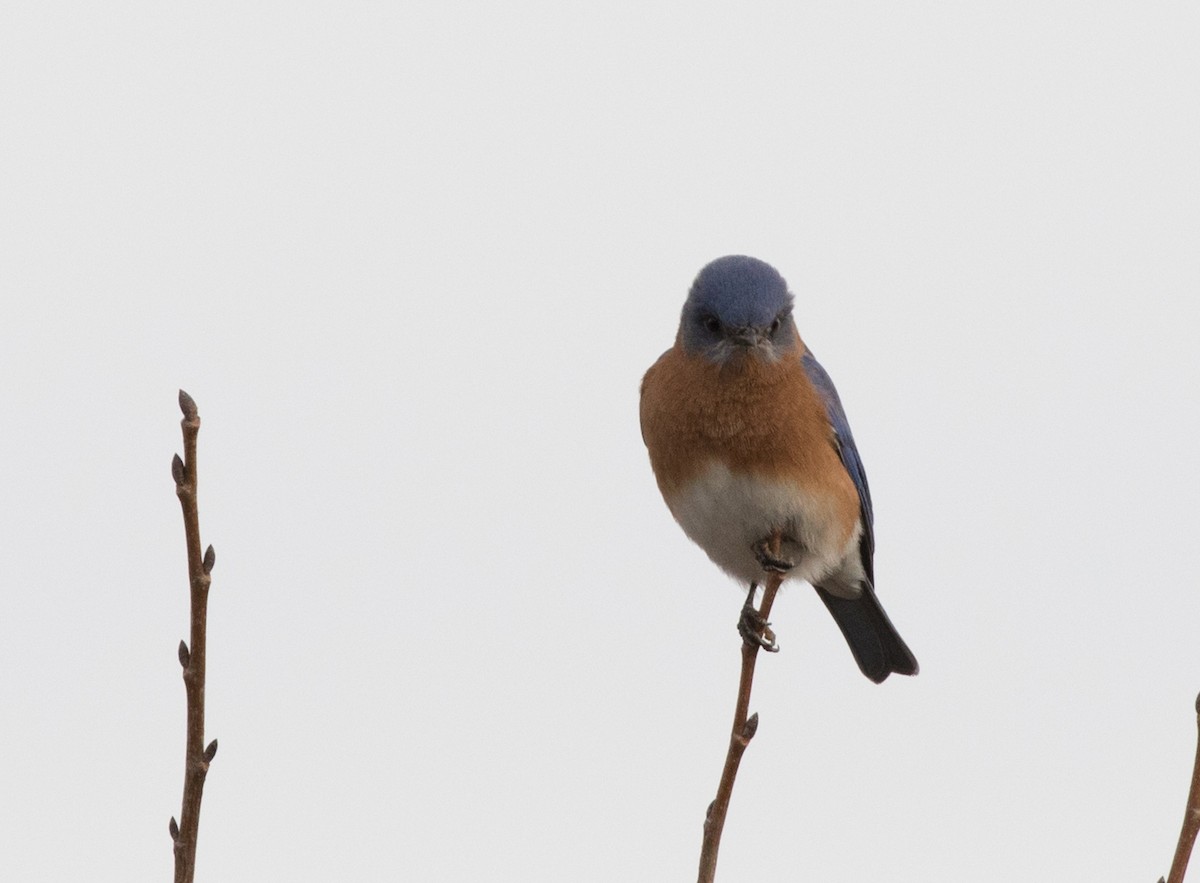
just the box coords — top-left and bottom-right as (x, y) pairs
(730, 327), (769, 349)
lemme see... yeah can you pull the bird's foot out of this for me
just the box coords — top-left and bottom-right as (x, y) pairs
(738, 585), (779, 652)
(753, 538), (794, 574)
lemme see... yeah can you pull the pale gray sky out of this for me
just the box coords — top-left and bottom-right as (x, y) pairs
(2, 2), (1199, 880)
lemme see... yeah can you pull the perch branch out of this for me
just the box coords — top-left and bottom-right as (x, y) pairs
(169, 390), (218, 883)
(1164, 692), (1200, 883)
(698, 532), (786, 883)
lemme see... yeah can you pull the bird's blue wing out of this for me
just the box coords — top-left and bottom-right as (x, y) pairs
(805, 349), (917, 681)
(801, 350), (874, 579)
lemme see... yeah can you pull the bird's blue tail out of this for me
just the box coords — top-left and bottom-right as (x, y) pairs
(816, 584), (919, 683)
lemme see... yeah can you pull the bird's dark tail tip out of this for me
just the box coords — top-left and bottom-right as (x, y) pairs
(816, 584), (918, 683)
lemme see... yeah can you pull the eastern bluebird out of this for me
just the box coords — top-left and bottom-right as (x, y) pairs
(640, 255), (918, 683)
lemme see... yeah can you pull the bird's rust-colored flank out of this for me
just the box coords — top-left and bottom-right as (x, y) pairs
(639, 331), (860, 542)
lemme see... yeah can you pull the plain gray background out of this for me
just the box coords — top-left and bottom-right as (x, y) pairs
(3, 2), (1199, 880)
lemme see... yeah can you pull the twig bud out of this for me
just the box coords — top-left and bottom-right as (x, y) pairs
(203, 545), (216, 574)
(178, 389), (198, 419)
(178, 641), (190, 668)
(1194, 692), (1200, 716)
(171, 454), (185, 485)
(169, 817), (179, 840)
(204, 739), (219, 762)
(742, 713), (759, 740)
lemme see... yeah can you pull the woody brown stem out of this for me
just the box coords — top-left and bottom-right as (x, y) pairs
(1165, 693), (1200, 883)
(697, 533), (786, 883)
(169, 390), (218, 883)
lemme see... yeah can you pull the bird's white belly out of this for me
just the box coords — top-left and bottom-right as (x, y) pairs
(666, 461), (861, 590)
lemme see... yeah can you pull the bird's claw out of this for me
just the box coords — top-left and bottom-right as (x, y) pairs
(753, 538), (794, 574)
(738, 602), (779, 652)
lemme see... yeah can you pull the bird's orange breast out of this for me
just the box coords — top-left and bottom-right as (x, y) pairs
(639, 342), (860, 541)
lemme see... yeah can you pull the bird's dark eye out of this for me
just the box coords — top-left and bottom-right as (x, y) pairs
(702, 315), (721, 334)
(770, 317), (782, 335)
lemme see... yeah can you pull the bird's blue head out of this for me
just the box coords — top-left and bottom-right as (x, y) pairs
(679, 255), (797, 363)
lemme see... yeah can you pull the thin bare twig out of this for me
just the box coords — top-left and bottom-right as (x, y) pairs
(1164, 692), (1200, 883)
(169, 390), (218, 883)
(698, 533), (786, 883)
